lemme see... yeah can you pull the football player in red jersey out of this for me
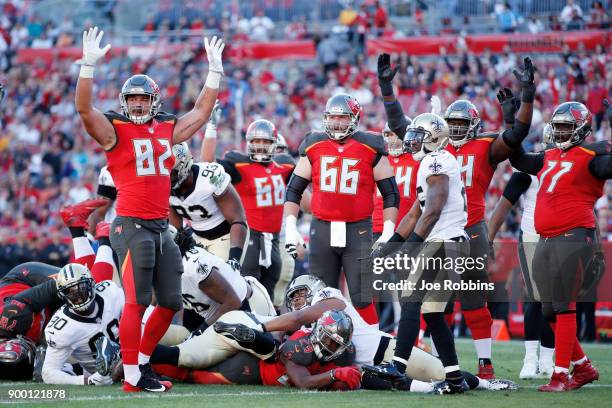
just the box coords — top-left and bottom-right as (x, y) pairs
(511, 101), (611, 392)
(74, 26), (224, 392)
(284, 93), (399, 325)
(217, 120), (299, 301)
(377, 53), (536, 378)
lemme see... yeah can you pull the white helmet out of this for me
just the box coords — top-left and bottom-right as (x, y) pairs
(171, 142), (193, 192)
(404, 113), (449, 161)
(56, 263), (96, 312)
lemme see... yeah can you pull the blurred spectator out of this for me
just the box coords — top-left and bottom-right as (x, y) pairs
(373, 1), (388, 37)
(317, 32), (348, 74)
(589, 1), (609, 29)
(526, 15), (544, 34)
(494, 2), (520, 33)
(560, 0), (584, 30)
(249, 10), (275, 41)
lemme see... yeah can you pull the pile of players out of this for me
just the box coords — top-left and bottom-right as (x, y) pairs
(0, 26), (610, 395)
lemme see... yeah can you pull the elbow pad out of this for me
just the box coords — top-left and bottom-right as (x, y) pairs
(286, 174), (309, 205)
(502, 120), (530, 149)
(376, 177), (400, 209)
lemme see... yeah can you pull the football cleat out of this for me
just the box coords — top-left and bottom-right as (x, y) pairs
(95, 222), (110, 240)
(538, 360), (554, 379)
(431, 379), (468, 395)
(60, 199), (107, 229)
(486, 379), (519, 391)
(519, 356), (539, 379)
(568, 359), (599, 390)
(361, 362), (405, 381)
(95, 336), (121, 376)
(537, 371), (571, 392)
(123, 363), (172, 393)
(478, 359), (495, 379)
(213, 322), (256, 344)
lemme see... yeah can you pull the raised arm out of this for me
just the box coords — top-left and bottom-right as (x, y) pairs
(377, 53), (410, 139)
(200, 100), (222, 162)
(173, 37), (225, 145)
(74, 27), (115, 150)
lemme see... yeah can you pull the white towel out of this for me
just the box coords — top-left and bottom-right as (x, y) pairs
(330, 221), (346, 248)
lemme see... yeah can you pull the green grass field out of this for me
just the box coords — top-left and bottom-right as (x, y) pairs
(1, 339), (610, 407)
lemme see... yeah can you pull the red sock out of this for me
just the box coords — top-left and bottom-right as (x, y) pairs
(140, 306), (176, 356)
(152, 364), (188, 382)
(554, 313), (577, 369)
(355, 302), (379, 325)
(190, 369), (232, 385)
(119, 303), (146, 365)
(75, 255), (95, 269)
(463, 307), (492, 340)
(571, 338), (586, 362)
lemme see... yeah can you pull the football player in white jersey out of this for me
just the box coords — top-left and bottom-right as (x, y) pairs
(365, 113), (470, 394)
(170, 142), (247, 263)
(169, 225), (276, 333)
(42, 264), (123, 386)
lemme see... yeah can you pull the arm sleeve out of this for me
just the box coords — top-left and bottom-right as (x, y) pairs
(12, 280), (59, 313)
(383, 100), (409, 139)
(216, 159), (242, 184)
(509, 147), (544, 176)
(502, 172), (532, 205)
(589, 154), (612, 180)
(41, 344), (84, 385)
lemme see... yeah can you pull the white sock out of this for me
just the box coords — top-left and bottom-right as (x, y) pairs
(554, 366), (569, 374)
(124, 364), (141, 385)
(430, 336), (439, 357)
(474, 338), (492, 360)
(539, 346), (555, 365)
(138, 352), (150, 366)
(73, 236), (94, 259)
(410, 379), (434, 393)
(524, 340), (538, 360)
(476, 378), (489, 390)
(572, 356), (588, 366)
(95, 244), (115, 266)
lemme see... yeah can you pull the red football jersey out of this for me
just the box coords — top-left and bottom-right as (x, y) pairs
(301, 131), (387, 222)
(535, 144), (606, 238)
(372, 153), (419, 233)
(447, 136), (495, 228)
(104, 112), (176, 220)
(223, 152), (295, 233)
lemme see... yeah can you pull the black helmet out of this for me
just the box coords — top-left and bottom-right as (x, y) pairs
(323, 93), (361, 141)
(311, 309), (353, 362)
(119, 74), (162, 124)
(246, 119), (277, 162)
(444, 99), (480, 147)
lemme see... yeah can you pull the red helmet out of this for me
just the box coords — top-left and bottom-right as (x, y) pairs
(119, 74), (162, 124)
(323, 93), (361, 141)
(549, 102), (592, 150)
(444, 99), (480, 147)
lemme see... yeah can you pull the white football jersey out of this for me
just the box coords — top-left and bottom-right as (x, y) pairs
(416, 150), (467, 241)
(97, 166), (116, 222)
(181, 245), (248, 321)
(170, 162), (231, 233)
(520, 173), (538, 236)
(42, 281), (123, 385)
(311, 286), (382, 365)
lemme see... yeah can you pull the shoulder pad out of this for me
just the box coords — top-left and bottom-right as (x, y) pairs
(281, 331), (316, 366)
(155, 112), (177, 122)
(104, 111), (129, 123)
(298, 132), (328, 156)
(312, 287), (344, 304)
(581, 141), (611, 155)
(224, 150), (250, 164)
(273, 153), (296, 166)
(352, 131), (387, 155)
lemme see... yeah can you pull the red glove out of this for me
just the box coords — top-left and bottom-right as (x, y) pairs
(332, 366), (361, 390)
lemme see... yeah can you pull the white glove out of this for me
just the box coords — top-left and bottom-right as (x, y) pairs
(204, 36), (225, 74)
(76, 26), (111, 66)
(284, 215), (305, 259)
(208, 100), (222, 127)
(430, 95), (442, 116)
(87, 371), (113, 386)
(375, 220), (395, 243)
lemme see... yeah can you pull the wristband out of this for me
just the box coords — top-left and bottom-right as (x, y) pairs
(204, 125), (217, 139)
(388, 232), (406, 243)
(406, 231), (424, 243)
(79, 65), (95, 79)
(381, 220), (395, 238)
(205, 71), (222, 89)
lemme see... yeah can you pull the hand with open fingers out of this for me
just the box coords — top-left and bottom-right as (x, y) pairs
(209, 100), (222, 126)
(377, 53), (399, 83)
(496, 87), (520, 124)
(512, 57), (535, 87)
(204, 36), (225, 74)
(332, 366), (361, 390)
(77, 26), (111, 66)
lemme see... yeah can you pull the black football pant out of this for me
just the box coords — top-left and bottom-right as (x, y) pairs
(242, 230), (281, 303)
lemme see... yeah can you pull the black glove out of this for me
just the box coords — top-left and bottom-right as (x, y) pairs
(496, 88), (520, 126)
(512, 57), (536, 103)
(603, 99), (612, 127)
(174, 227), (196, 257)
(377, 53), (399, 97)
(226, 258), (241, 273)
